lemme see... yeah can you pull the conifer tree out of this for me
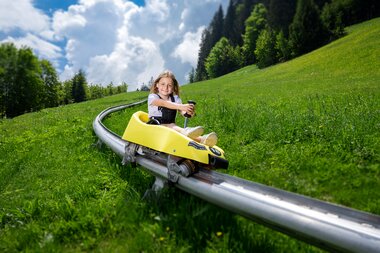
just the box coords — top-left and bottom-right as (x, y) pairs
(289, 0), (328, 57)
(209, 5), (224, 47)
(120, 82), (128, 92)
(223, 0), (238, 45)
(72, 69), (87, 103)
(107, 82), (114, 96)
(268, 0), (297, 35)
(195, 29), (211, 81)
(188, 67), (195, 83)
(195, 5), (224, 81)
(234, 0), (260, 46)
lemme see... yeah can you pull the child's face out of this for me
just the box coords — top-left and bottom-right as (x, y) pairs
(156, 77), (174, 97)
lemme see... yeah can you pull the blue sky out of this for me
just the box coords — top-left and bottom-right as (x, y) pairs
(34, 0), (145, 13)
(34, 0), (80, 14)
(0, 0), (228, 90)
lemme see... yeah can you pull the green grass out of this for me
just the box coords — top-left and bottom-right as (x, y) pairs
(1, 18), (379, 252)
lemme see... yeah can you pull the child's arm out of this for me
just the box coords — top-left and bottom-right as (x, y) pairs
(150, 98), (194, 116)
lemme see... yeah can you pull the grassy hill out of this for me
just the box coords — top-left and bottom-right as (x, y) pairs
(1, 18), (379, 252)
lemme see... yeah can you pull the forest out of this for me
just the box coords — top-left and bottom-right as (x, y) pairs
(0, 45), (128, 118)
(192, 0), (379, 82)
(0, 0), (378, 118)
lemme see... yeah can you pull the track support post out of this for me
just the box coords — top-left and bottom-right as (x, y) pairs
(143, 177), (168, 200)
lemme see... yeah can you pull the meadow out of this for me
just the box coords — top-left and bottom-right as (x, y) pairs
(1, 18), (379, 252)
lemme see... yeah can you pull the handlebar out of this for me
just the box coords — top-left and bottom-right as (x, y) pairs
(184, 100), (196, 118)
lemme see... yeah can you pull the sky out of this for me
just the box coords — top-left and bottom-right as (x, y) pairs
(0, 0), (228, 90)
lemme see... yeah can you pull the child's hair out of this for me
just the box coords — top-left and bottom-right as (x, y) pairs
(150, 70), (180, 96)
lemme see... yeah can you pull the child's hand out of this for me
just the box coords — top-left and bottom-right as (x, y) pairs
(181, 103), (195, 117)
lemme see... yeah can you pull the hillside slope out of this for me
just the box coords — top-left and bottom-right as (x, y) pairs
(183, 17), (379, 98)
(1, 18), (379, 252)
(175, 17), (379, 212)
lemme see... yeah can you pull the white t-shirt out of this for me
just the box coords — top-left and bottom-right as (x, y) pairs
(148, 93), (182, 118)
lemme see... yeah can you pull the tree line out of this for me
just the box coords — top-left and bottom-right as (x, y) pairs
(190, 0), (379, 82)
(0, 43), (128, 118)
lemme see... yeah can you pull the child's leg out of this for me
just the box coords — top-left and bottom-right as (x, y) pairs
(168, 124), (184, 133)
(162, 124), (217, 146)
(163, 124), (204, 138)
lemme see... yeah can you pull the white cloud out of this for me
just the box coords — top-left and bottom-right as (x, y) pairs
(60, 65), (76, 82)
(52, 9), (87, 37)
(0, 0), (50, 33)
(52, 0), (127, 73)
(0, 0), (61, 64)
(144, 0), (170, 22)
(2, 33), (62, 60)
(172, 26), (205, 67)
(1, 0), (229, 90)
(87, 36), (165, 88)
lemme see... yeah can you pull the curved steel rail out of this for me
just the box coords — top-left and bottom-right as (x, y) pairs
(93, 102), (380, 253)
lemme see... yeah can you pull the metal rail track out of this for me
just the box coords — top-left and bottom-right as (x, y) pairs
(93, 101), (380, 252)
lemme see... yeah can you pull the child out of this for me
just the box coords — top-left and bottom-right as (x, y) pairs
(148, 70), (217, 147)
